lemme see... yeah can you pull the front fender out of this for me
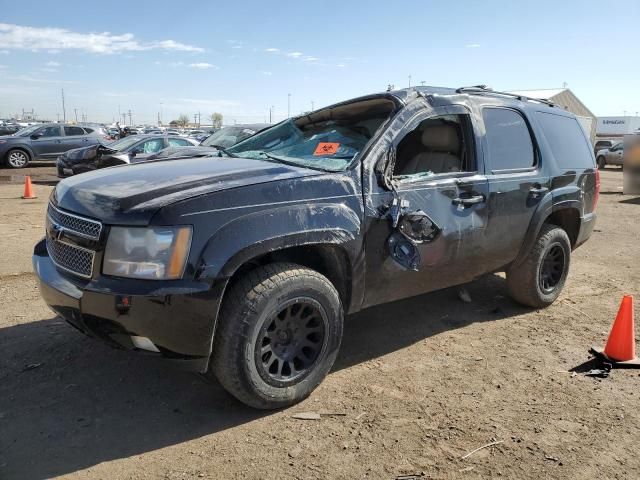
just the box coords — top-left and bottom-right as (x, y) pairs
(3, 142), (35, 160)
(197, 202), (361, 279)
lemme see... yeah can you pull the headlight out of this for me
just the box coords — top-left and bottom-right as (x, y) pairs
(0, 140), (7, 144)
(103, 226), (192, 280)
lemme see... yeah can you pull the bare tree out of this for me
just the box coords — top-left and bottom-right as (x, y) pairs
(177, 114), (190, 127)
(210, 112), (223, 129)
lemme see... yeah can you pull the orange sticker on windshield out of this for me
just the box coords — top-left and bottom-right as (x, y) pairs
(313, 142), (340, 156)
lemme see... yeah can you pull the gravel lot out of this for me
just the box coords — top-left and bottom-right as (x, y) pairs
(0, 165), (638, 479)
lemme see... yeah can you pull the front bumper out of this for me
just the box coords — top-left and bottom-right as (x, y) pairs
(33, 238), (224, 372)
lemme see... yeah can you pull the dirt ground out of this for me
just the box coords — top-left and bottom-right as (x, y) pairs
(0, 165), (638, 480)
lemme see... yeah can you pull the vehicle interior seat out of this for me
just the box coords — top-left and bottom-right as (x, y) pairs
(397, 123), (462, 176)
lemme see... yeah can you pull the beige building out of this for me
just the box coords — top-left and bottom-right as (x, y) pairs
(508, 88), (596, 143)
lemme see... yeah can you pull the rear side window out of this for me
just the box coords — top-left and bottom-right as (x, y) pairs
(536, 112), (594, 168)
(83, 127), (94, 134)
(64, 126), (85, 136)
(483, 108), (535, 171)
(168, 137), (192, 146)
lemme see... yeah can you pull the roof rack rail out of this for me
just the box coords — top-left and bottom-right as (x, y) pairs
(455, 85), (556, 107)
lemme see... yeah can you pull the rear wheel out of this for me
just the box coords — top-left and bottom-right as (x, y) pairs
(6, 149), (30, 168)
(506, 224), (571, 308)
(597, 156), (606, 170)
(210, 263), (343, 409)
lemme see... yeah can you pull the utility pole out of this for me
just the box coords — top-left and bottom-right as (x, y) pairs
(127, 109), (132, 125)
(269, 105), (274, 123)
(287, 93), (291, 118)
(198, 111), (201, 128)
(56, 113), (60, 122)
(420, 80), (426, 86)
(408, 75), (412, 87)
(74, 108), (78, 122)
(61, 88), (66, 123)
(159, 102), (163, 126)
(311, 100), (314, 111)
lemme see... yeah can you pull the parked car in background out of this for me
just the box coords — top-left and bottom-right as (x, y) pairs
(0, 123), (111, 168)
(56, 134), (198, 177)
(596, 142), (624, 169)
(35, 86), (597, 409)
(145, 123), (270, 161)
(593, 140), (613, 156)
(0, 124), (21, 136)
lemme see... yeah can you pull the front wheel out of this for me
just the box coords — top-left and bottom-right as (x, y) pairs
(506, 224), (571, 308)
(210, 263), (343, 409)
(5, 149), (30, 168)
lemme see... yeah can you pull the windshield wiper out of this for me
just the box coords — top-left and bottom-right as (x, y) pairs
(209, 144), (237, 158)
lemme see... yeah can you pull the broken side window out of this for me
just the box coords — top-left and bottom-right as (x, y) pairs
(392, 114), (475, 180)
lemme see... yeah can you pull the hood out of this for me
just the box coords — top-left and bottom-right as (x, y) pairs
(53, 155), (322, 224)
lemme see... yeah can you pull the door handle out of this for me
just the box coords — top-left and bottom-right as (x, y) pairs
(529, 186), (549, 197)
(452, 194), (485, 207)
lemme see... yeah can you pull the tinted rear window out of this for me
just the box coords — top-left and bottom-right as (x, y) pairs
(536, 112), (594, 168)
(482, 108), (535, 171)
(64, 126), (85, 136)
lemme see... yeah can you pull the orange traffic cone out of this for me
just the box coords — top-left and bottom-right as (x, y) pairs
(591, 295), (640, 367)
(21, 175), (37, 199)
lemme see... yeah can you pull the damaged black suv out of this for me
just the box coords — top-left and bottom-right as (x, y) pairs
(34, 86), (599, 409)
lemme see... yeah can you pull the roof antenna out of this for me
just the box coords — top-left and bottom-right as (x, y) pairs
(562, 82), (568, 88)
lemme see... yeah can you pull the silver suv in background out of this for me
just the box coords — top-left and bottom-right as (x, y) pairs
(596, 142), (624, 169)
(0, 123), (110, 168)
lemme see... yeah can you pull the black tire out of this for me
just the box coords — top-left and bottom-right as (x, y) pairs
(5, 149), (31, 168)
(210, 263), (343, 409)
(597, 156), (606, 170)
(506, 224), (571, 308)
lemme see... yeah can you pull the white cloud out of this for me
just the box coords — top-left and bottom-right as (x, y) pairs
(189, 62), (216, 69)
(336, 63), (345, 68)
(303, 56), (318, 62)
(0, 23), (204, 54)
(465, 43), (481, 48)
(265, 48), (279, 53)
(287, 52), (303, 58)
(261, 71), (272, 76)
(0, 50), (8, 55)
(0, 74), (77, 84)
(45, 61), (60, 67)
(41, 67), (57, 72)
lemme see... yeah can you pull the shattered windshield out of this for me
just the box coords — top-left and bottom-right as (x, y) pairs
(201, 126), (257, 148)
(105, 136), (142, 151)
(226, 98), (395, 171)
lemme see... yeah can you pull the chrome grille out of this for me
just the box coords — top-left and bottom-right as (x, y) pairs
(46, 238), (95, 279)
(47, 203), (102, 240)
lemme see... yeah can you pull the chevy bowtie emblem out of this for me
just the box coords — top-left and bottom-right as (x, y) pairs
(51, 222), (65, 240)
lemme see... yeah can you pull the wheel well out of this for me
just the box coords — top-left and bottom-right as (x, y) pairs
(5, 147), (32, 161)
(546, 209), (580, 247)
(227, 244), (352, 309)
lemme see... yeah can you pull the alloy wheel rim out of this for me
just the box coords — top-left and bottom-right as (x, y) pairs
(8, 151), (27, 167)
(539, 243), (565, 293)
(255, 298), (328, 387)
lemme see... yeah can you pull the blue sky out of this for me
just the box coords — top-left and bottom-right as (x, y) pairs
(0, 0), (638, 124)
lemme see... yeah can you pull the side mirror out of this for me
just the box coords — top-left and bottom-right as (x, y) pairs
(130, 147), (142, 156)
(30, 132), (43, 140)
